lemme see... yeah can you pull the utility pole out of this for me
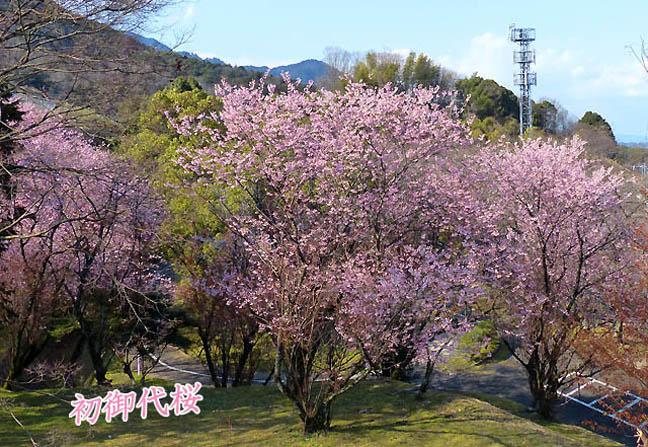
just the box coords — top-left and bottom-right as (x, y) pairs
(510, 24), (537, 137)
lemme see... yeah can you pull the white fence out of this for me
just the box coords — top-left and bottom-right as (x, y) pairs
(558, 372), (647, 431)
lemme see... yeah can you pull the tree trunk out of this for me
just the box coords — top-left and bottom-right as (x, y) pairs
(300, 400), (332, 434)
(263, 365), (274, 386)
(220, 341), (230, 388)
(200, 333), (221, 388)
(74, 294), (111, 386)
(526, 360), (557, 419)
(530, 387), (553, 419)
(417, 355), (436, 399)
(2, 362), (17, 390)
(122, 361), (136, 384)
(3, 333), (50, 390)
(233, 336), (255, 386)
(616, 320), (624, 343)
(4, 333), (25, 390)
(279, 344), (334, 434)
(69, 335), (86, 364)
(381, 344), (415, 380)
(87, 337), (110, 386)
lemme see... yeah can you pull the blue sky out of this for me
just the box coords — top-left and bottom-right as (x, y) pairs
(148, 1), (648, 140)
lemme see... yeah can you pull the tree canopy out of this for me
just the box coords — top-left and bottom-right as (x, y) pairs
(455, 75), (519, 123)
(579, 110), (615, 141)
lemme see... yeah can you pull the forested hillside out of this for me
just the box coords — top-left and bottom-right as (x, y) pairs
(1, 3), (284, 139)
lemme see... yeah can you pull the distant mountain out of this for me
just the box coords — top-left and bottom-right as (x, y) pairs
(177, 51), (202, 60)
(129, 34), (225, 65)
(20, 25), (286, 139)
(243, 65), (270, 73)
(617, 133), (648, 147)
(177, 51), (226, 65)
(620, 141), (648, 148)
(244, 59), (329, 85)
(130, 33), (327, 83)
(126, 32), (172, 52)
(204, 57), (226, 65)
(175, 51), (225, 65)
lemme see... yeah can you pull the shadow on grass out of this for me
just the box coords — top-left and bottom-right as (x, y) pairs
(0, 379), (622, 447)
(336, 420), (532, 447)
(2, 382), (302, 446)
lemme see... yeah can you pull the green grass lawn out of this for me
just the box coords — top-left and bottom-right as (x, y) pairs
(0, 379), (622, 447)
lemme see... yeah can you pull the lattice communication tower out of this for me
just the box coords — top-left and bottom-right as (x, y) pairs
(509, 24), (536, 136)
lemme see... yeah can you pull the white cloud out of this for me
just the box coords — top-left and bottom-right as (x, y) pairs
(536, 48), (574, 74)
(570, 66), (584, 77)
(443, 32), (648, 100)
(533, 46), (648, 98)
(579, 61), (648, 97)
(441, 32), (511, 86)
(433, 32), (648, 135)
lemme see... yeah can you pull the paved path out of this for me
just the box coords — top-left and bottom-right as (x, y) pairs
(150, 346), (214, 385)
(410, 350), (637, 446)
(149, 346), (270, 386)
(150, 345), (638, 446)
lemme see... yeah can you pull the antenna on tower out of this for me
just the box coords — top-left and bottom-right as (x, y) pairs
(509, 24), (536, 137)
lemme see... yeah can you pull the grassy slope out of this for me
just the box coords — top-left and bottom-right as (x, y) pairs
(0, 379), (622, 447)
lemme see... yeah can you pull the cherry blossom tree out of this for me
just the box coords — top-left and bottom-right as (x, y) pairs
(173, 78), (482, 432)
(468, 136), (633, 418)
(0, 236), (62, 389)
(177, 235), (262, 388)
(2, 104), (165, 386)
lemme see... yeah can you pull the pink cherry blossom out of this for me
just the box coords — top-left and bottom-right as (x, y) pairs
(171, 77), (482, 432)
(462, 136), (633, 417)
(1, 103), (164, 387)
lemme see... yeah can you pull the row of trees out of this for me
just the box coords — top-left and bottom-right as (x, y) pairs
(0, 0), (192, 398)
(322, 47), (457, 93)
(157, 77), (646, 434)
(0, 103), (172, 389)
(0, 0), (284, 144)
(1, 2), (647, 438)
(322, 49), (578, 141)
(120, 77), (265, 387)
(168, 79), (486, 430)
(3, 73), (646, 438)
